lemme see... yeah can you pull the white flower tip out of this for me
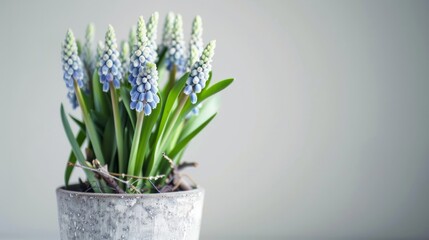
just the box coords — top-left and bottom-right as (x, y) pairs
(209, 40), (216, 48)
(87, 23), (95, 32)
(66, 29), (74, 38)
(167, 12), (175, 18)
(138, 16), (145, 25)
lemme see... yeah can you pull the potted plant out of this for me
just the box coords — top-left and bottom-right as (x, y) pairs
(56, 12), (233, 240)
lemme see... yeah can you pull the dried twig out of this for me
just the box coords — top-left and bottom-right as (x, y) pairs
(161, 153), (198, 192)
(178, 162), (199, 170)
(69, 161), (165, 194)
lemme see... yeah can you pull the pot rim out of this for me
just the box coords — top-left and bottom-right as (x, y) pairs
(56, 183), (204, 199)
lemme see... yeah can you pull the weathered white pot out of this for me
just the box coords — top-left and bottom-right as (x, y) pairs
(56, 184), (204, 240)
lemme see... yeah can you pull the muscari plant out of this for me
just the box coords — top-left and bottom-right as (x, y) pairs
(60, 12), (233, 194)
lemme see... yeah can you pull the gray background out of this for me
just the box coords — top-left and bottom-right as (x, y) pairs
(1, 0), (429, 239)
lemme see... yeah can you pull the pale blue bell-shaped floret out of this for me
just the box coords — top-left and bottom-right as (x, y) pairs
(146, 12), (159, 61)
(128, 17), (157, 85)
(62, 29), (85, 108)
(129, 62), (160, 116)
(166, 14), (186, 73)
(98, 25), (123, 92)
(187, 16), (203, 70)
(161, 12), (175, 50)
(186, 103), (203, 119)
(67, 91), (78, 109)
(183, 40), (216, 104)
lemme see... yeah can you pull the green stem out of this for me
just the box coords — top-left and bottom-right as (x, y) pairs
(109, 83), (125, 180)
(74, 81), (105, 165)
(127, 112), (144, 180)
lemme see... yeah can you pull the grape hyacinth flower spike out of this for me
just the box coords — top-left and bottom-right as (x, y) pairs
(128, 17), (156, 85)
(184, 40), (216, 104)
(95, 41), (104, 68)
(166, 14), (186, 73)
(61, 29), (85, 108)
(130, 62), (160, 115)
(135, 16), (148, 50)
(188, 16), (203, 70)
(81, 23), (95, 73)
(146, 12), (159, 61)
(161, 12), (175, 50)
(98, 25), (122, 92)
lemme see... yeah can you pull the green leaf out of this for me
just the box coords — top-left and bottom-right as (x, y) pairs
(92, 72), (109, 117)
(123, 126), (130, 173)
(120, 87), (135, 129)
(161, 65), (177, 101)
(156, 47), (167, 67)
(174, 147), (186, 165)
(90, 110), (108, 130)
(169, 113), (217, 158)
(64, 129), (86, 187)
(70, 115), (86, 132)
(165, 121), (184, 153)
(205, 71), (213, 88)
(146, 73), (189, 176)
(109, 85), (126, 178)
(60, 104), (100, 192)
(180, 97), (220, 141)
(74, 83), (106, 165)
(102, 116), (117, 170)
(82, 87), (94, 110)
(200, 78), (234, 104)
(179, 78), (233, 122)
(157, 72), (189, 143)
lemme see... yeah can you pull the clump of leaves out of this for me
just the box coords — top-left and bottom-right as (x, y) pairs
(60, 12), (233, 193)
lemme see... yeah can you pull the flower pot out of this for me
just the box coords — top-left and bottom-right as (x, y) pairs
(56, 184), (204, 240)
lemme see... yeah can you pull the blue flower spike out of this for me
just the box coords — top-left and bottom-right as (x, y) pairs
(129, 62), (160, 116)
(187, 16), (203, 70)
(184, 40), (216, 104)
(161, 12), (175, 49)
(128, 17), (157, 85)
(62, 29), (85, 108)
(98, 25), (122, 92)
(146, 12), (159, 61)
(166, 14), (186, 73)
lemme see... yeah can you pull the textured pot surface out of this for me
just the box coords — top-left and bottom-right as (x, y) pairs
(56, 185), (204, 240)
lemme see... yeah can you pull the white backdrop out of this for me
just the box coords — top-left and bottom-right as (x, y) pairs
(1, 0), (429, 239)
